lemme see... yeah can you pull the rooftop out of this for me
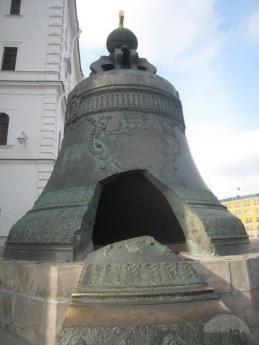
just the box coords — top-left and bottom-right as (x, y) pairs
(220, 193), (259, 202)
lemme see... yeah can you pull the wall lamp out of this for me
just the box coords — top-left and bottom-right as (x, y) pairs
(17, 131), (29, 144)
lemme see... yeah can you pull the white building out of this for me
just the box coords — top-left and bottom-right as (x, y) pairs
(0, 0), (83, 246)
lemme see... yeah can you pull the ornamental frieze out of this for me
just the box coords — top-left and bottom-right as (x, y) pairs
(65, 90), (184, 128)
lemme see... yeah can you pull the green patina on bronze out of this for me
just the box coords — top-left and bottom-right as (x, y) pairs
(4, 18), (250, 262)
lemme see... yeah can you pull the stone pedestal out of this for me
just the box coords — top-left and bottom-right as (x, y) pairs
(0, 259), (82, 345)
(186, 252), (259, 344)
(0, 251), (259, 345)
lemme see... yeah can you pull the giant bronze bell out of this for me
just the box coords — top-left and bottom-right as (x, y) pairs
(4, 14), (250, 261)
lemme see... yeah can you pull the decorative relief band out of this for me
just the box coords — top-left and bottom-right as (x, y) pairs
(65, 90), (184, 127)
(57, 325), (249, 345)
(79, 262), (202, 288)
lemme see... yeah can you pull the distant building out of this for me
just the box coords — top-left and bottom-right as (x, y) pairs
(221, 194), (259, 239)
(0, 0), (83, 242)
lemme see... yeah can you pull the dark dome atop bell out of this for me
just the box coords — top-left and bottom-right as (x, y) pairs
(106, 27), (138, 53)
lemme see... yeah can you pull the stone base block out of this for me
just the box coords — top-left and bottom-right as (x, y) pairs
(0, 259), (82, 345)
(0, 236), (6, 257)
(0, 251), (259, 344)
(0, 328), (29, 345)
(185, 251), (259, 344)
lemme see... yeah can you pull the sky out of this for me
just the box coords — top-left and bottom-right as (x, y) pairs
(76, 0), (259, 199)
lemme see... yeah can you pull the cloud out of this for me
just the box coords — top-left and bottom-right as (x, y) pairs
(246, 10), (259, 42)
(187, 126), (259, 198)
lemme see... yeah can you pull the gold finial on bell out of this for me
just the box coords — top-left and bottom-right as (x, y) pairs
(119, 10), (124, 28)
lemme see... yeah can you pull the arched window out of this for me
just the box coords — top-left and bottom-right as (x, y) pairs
(0, 113), (9, 145)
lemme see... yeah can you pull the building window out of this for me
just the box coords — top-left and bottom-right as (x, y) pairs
(0, 113), (9, 145)
(10, 0), (21, 15)
(1, 47), (18, 70)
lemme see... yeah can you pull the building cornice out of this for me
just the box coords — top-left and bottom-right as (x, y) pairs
(0, 79), (65, 91)
(0, 158), (56, 163)
(0, 70), (64, 81)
